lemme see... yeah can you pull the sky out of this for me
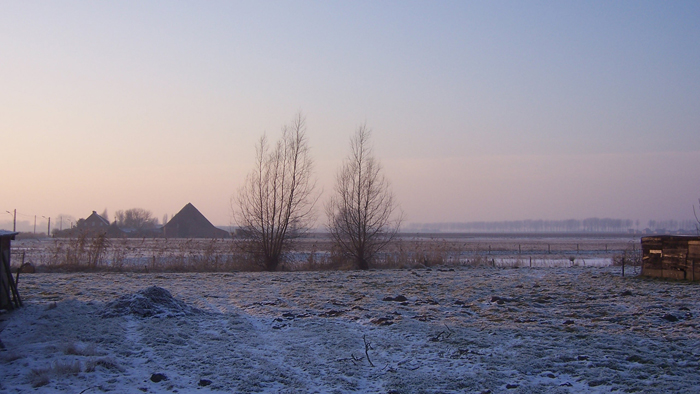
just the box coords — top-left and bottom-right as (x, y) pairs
(1, 1), (699, 231)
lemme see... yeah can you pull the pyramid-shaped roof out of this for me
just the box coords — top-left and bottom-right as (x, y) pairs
(163, 203), (229, 238)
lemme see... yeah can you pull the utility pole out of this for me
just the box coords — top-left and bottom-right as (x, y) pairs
(34, 215), (37, 234)
(43, 216), (51, 237)
(7, 210), (16, 232)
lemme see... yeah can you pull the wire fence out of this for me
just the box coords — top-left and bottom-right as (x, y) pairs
(8, 235), (641, 272)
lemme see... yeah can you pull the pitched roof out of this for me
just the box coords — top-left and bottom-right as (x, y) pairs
(163, 203), (229, 238)
(85, 211), (110, 226)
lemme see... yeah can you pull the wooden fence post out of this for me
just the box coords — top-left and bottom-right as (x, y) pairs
(622, 257), (625, 277)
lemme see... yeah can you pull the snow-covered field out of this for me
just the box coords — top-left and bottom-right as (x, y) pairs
(2, 266), (699, 393)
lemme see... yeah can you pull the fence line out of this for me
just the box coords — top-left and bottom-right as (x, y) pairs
(8, 237), (638, 271)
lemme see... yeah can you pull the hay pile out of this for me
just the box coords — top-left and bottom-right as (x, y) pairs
(100, 286), (200, 318)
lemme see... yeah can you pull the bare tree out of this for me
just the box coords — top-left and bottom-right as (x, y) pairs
(100, 208), (109, 222)
(115, 208), (158, 229)
(326, 125), (402, 270)
(234, 113), (318, 271)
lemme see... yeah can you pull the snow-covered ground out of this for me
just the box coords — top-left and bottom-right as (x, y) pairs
(2, 266), (699, 393)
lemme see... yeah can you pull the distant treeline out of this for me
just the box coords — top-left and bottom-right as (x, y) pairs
(406, 218), (698, 233)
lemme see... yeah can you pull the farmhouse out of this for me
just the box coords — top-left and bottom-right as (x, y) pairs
(0, 230), (21, 311)
(70, 210), (114, 237)
(641, 235), (700, 281)
(163, 203), (230, 239)
(83, 211), (110, 229)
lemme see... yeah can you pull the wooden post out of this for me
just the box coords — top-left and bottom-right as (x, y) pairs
(1, 240), (22, 309)
(622, 257), (625, 277)
(693, 259), (696, 282)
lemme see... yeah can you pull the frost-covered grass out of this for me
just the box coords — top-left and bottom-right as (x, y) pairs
(2, 266), (698, 393)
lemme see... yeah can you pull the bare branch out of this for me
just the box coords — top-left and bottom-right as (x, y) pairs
(363, 334), (375, 367)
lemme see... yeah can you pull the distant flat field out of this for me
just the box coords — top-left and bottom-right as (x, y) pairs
(2, 267), (699, 393)
(8, 234), (641, 270)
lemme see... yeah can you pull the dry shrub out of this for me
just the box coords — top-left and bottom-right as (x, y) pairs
(29, 368), (50, 388)
(29, 360), (81, 387)
(613, 243), (643, 275)
(293, 244), (354, 271)
(293, 238), (467, 270)
(0, 351), (24, 363)
(84, 357), (122, 372)
(110, 237), (130, 270)
(143, 238), (261, 272)
(377, 239), (463, 269)
(64, 342), (98, 357)
(52, 360), (81, 375)
(462, 255), (495, 268)
(612, 246), (642, 267)
(43, 232), (110, 271)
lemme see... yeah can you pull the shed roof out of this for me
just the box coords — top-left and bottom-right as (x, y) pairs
(642, 235), (700, 242)
(0, 230), (18, 239)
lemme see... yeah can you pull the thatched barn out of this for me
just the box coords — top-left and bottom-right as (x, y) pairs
(0, 230), (21, 310)
(641, 235), (700, 281)
(163, 203), (230, 238)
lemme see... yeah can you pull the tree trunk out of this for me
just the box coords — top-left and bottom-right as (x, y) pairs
(356, 257), (369, 270)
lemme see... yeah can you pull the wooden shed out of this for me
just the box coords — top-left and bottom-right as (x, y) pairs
(641, 235), (700, 281)
(0, 230), (22, 310)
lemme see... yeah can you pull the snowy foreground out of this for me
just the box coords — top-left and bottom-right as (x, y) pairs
(2, 267), (700, 393)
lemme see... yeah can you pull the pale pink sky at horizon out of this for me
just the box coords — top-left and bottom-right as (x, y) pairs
(1, 1), (699, 231)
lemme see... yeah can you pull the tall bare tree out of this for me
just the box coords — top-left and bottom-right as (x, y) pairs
(234, 113), (318, 271)
(326, 125), (402, 270)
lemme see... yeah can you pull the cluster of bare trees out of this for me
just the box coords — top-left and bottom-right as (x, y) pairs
(233, 114), (401, 271)
(114, 208), (159, 230)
